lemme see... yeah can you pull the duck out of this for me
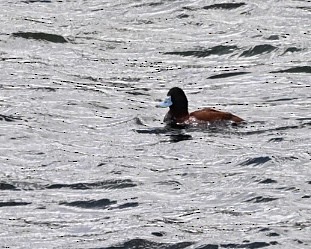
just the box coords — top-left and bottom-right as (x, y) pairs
(158, 87), (244, 126)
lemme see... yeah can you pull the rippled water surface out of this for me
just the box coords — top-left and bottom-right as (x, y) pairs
(1, 0), (310, 248)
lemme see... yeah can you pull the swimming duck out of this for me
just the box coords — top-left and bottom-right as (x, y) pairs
(158, 87), (244, 126)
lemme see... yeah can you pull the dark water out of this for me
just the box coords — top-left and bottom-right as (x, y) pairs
(1, 0), (310, 248)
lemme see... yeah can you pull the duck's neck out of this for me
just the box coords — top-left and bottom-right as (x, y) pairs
(169, 107), (189, 123)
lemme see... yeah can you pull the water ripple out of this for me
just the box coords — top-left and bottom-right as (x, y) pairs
(0, 201), (31, 207)
(202, 3), (246, 10)
(46, 179), (137, 190)
(164, 45), (239, 57)
(0, 114), (22, 122)
(1, 0), (310, 248)
(11, 32), (68, 43)
(240, 156), (272, 166)
(240, 45), (278, 57)
(60, 198), (117, 209)
(208, 72), (250, 79)
(103, 239), (193, 249)
(271, 66), (311, 74)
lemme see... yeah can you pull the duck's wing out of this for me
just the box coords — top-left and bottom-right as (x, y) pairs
(190, 108), (244, 123)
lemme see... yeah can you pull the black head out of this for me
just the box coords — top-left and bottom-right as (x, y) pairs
(158, 87), (189, 125)
(167, 87), (188, 112)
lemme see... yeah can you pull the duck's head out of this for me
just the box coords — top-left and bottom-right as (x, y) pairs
(158, 87), (188, 112)
(158, 87), (190, 126)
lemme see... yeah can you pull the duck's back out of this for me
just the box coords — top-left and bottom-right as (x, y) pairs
(190, 108), (244, 123)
